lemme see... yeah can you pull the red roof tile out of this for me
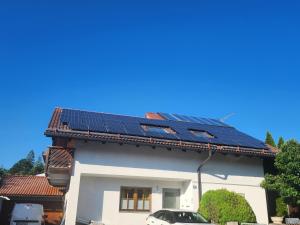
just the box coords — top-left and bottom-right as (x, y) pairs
(0, 176), (63, 197)
(46, 146), (73, 169)
(145, 112), (165, 120)
(48, 108), (63, 130)
(266, 144), (279, 153)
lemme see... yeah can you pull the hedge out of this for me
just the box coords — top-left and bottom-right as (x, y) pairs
(275, 197), (287, 217)
(199, 189), (256, 225)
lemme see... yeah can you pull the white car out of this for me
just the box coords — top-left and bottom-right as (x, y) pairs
(10, 203), (45, 225)
(147, 209), (213, 225)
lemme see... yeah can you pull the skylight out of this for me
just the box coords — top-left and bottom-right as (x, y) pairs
(141, 124), (176, 134)
(190, 129), (215, 139)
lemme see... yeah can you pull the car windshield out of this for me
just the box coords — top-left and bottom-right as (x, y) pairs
(173, 212), (208, 223)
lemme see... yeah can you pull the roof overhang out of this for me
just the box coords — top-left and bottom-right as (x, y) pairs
(45, 129), (275, 158)
(44, 146), (73, 187)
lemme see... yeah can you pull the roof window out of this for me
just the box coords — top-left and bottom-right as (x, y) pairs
(141, 124), (176, 134)
(190, 129), (215, 138)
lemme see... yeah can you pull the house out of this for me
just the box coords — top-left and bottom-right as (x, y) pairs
(44, 108), (276, 225)
(0, 175), (64, 225)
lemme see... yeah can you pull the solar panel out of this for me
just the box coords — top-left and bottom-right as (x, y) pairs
(59, 109), (267, 150)
(158, 112), (230, 127)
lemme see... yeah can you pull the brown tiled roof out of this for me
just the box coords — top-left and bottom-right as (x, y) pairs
(47, 146), (73, 169)
(48, 108), (63, 130)
(0, 176), (63, 197)
(45, 129), (275, 157)
(45, 108), (275, 158)
(145, 112), (164, 120)
(266, 144), (280, 153)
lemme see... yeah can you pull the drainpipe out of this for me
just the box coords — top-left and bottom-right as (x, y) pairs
(197, 149), (216, 204)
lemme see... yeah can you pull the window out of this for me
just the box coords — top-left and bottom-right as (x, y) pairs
(141, 124), (176, 134)
(173, 211), (208, 223)
(190, 129), (215, 138)
(164, 211), (175, 224)
(120, 187), (151, 211)
(153, 210), (165, 219)
(163, 188), (180, 209)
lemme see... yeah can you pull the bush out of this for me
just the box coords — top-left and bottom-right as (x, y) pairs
(199, 189), (256, 225)
(275, 197), (287, 217)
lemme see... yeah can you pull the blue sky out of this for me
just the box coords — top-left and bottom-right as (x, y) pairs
(0, 1), (299, 168)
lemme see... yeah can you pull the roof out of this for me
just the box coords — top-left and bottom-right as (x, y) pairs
(266, 144), (280, 153)
(45, 146), (73, 169)
(158, 112), (230, 127)
(0, 176), (64, 197)
(45, 108), (275, 157)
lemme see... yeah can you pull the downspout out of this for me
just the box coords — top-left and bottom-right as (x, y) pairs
(197, 149), (216, 204)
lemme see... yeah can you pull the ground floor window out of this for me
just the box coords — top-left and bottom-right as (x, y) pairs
(120, 187), (151, 211)
(163, 188), (180, 209)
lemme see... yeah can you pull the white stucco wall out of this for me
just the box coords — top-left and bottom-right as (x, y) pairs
(65, 141), (268, 225)
(77, 177), (190, 225)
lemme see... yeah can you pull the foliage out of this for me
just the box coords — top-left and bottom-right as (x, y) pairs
(265, 131), (276, 147)
(277, 137), (285, 149)
(9, 159), (34, 175)
(6, 150), (44, 176)
(26, 150), (35, 165)
(199, 189), (256, 225)
(0, 166), (8, 179)
(31, 157), (44, 175)
(275, 197), (287, 217)
(261, 140), (300, 206)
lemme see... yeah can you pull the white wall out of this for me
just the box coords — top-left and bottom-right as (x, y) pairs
(201, 154), (268, 224)
(64, 141), (268, 225)
(77, 176), (188, 225)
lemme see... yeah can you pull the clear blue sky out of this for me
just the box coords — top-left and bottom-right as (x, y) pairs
(0, 1), (299, 168)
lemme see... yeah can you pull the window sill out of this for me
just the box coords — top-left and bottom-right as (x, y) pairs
(119, 210), (151, 213)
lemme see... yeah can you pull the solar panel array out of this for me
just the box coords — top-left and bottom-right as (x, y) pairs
(60, 109), (267, 149)
(158, 113), (230, 127)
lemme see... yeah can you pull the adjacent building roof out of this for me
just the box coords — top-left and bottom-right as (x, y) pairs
(0, 176), (64, 198)
(45, 108), (275, 157)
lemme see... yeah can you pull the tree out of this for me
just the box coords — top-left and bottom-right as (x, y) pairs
(265, 131), (276, 147)
(199, 189), (256, 225)
(0, 166), (8, 179)
(261, 140), (300, 206)
(9, 150), (36, 175)
(9, 159), (33, 175)
(277, 137), (285, 149)
(1, 150), (44, 177)
(31, 157), (44, 175)
(26, 150), (35, 165)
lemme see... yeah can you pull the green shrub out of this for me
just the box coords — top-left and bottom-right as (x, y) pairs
(275, 197), (287, 217)
(199, 189), (256, 225)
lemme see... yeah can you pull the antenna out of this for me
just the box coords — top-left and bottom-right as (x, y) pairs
(220, 113), (236, 122)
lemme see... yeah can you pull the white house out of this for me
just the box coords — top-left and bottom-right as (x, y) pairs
(44, 108), (276, 225)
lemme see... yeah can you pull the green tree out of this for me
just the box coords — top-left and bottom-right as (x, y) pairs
(26, 150), (35, 165)
(277, 137), (285, 149)
(8, 150), (45, 175)
(31, 157), (44, 175)
(265, 131), (276, 147)
(9, 159), (33, 175)
(0, 166), (8, 179)
(199, 189), (256, 225)
(275, 197), (288, 217)
(261, 140), (300, 205)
